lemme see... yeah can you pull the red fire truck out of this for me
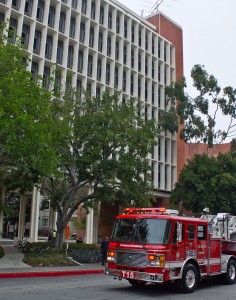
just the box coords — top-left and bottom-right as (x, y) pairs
(105, 207), (236, 293)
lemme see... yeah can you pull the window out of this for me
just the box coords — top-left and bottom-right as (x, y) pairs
(145, 57), (148, 75)
(72, 0), (77, 10)
(77, 50), (83, 73)
(115, 68), (118, 88)
(138, 53), (141, 72)
(108, 11), (112, 29)
(106, 63), (110, 85)
(37, 0), (45, 22)
(87, 54), (93, 77)
(89, 27), (94, 48)
(158, 87), (161, 107)
(158, 40), (161, 58)
(152, 35), (155, 54)
(164, 45), (167, 62)
(62, 0), (67, 4)
(67, 45), (74, 68)
(124, 21), (127, 38)
(12, 0), (20, 10)
(145, 81), (148, 100)
(77, 79), (82, 94)
(123, 45), (127, 65)
(54, 73), (61, 93)
(70, 17), (76, 38)
(43, 66), (50, 89)
(42, 218), (49, 228)
(188, 225), (195, 240)
(99, 7), (104, 25)
(131, 49), (134, 68)
(115, 41), (119, 61)
(91, 2), (96, 20)
(122, 71), (126, 92)
(0, 0), (6, 4)
(130, 74), (134, 95)
(198, 225), (206, 240)
(98, 31), (103, 52)
(45, 35), (53, 60)
(8, 18), (17, 43)
(25, 0), (33, 16)
(96, 87), (101, 98)
(116, 16), (120, 34)
(107, 36), (111, 56)
(139, 29), (142, 47)
(81, 0), (87, 15)
(152, 60), (155, 79)
(0, 12), (5, 24)
(131, 25), (135, 43)
(138, 77), (141, 97)
(152, 84), (155, 105)
(48, 6), (55, 28)
(21, 23), (30, 47)
(33, 29), (41, 54)
(31, 61), (39, 82)
(79, 22), (85, 43)
(56, 40), (63, 64)
(145, 33), (148, 51)
(158, 65), (161, 82)
(59, 11), (66, 33)
(97, 59), (102, 81)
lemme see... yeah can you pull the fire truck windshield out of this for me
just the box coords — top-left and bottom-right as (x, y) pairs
(110, 218), (172, 244)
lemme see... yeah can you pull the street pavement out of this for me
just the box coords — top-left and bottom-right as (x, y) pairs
(0, 238), (104, 278)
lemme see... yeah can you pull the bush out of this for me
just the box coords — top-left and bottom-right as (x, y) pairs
(0, 245), (4, 258)
(23, 250), (78, 267)
(66, 243), (100, 251)
(23, 241), (54, 253)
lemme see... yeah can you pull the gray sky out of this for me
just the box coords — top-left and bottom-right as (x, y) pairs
(118, 0), (236, 93)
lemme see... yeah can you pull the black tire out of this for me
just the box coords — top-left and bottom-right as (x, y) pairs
(128, 279), (147, 287)
(175, 264), (198, 293)
(223, 259), (236, 285)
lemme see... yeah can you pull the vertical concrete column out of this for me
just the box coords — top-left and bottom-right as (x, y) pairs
(29, 187), (40, 242)
(0, 186), (5, 238)
(18, 194), (26, 237)
(49, 207), (57, 231)
(85, 208), (94, 244)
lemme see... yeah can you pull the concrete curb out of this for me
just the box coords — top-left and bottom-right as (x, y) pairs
(0, 269), (104, 279)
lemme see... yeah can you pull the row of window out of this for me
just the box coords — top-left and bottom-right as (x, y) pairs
(4, 0), (170, 59)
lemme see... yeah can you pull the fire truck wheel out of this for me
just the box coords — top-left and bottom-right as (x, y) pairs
(223, 259), (236, 285)
(175, 264), (198, 293)
(127, 279), (146, 287)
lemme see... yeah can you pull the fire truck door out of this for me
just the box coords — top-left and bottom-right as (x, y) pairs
(170, 222), (186, 263)
(196, 224), (208, 262)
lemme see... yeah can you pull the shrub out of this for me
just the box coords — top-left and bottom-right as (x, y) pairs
(0, 245), (4, 258)
(66, 243), (100, 251)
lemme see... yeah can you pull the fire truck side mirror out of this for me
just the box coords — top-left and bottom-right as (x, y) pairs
(177, 222), (183, 243)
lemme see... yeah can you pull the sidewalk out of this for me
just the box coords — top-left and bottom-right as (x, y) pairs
(0, 239), (104, 279)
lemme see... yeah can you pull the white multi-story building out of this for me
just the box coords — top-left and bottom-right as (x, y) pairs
(0, 0), (183, 242)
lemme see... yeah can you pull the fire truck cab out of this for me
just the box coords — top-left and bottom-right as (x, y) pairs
(105, 207), (236, 293)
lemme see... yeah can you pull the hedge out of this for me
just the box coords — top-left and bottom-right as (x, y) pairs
(0, 244), (4, 258)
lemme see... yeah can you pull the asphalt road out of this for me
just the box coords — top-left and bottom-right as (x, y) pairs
(0, 274), (235, 300)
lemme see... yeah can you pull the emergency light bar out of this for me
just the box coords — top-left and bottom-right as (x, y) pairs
(123, 207), (167, 215)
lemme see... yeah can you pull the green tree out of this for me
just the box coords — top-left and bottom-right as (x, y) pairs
(38, 90), (160, 249)
(0, 25), (168, 249)
(171, 153), (236, 215)
(165, 64), (236, 154)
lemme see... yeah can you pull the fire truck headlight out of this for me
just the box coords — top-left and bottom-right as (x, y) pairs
(147, 254), (165, 267)
(107, 250), (116, 262)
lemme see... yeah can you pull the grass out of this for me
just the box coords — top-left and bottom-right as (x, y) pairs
(22, 250), (78, 267)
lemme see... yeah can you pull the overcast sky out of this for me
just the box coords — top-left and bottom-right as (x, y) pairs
(118, 0), (236, 94)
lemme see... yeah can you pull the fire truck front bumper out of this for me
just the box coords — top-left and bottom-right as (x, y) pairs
(105, 267), (164, 283)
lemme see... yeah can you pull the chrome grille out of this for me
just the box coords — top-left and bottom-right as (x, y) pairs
(116, 250), (147, 267)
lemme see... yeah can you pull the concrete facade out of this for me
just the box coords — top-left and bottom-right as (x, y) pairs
(0, 0), (184, 242)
